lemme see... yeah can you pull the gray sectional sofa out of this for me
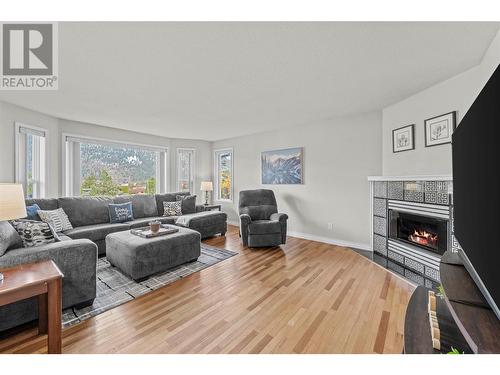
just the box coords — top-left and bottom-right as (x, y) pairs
(0, 192), (227, 333)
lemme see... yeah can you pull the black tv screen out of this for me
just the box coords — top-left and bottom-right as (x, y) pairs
(452, 63), (500, 319)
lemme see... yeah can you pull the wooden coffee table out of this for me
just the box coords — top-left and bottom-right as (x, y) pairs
(0, 260), (63, 354)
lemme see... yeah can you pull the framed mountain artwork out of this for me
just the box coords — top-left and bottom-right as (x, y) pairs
(261, 147), (303, 184)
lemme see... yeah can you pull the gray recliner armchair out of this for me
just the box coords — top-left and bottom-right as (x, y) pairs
(239, 189), (288, 247)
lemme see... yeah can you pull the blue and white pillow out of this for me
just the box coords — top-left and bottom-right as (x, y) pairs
(109, 202), (134, 223)
(25, 204), (41, 220)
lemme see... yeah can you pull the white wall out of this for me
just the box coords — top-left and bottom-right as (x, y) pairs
(212, 112), (382, 249)
(0, 102), (212, 200)
(0, 101), (60, 197)
(382, 30), (500, 176)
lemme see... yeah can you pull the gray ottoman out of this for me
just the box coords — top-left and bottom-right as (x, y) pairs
(106, 227), (201, 280)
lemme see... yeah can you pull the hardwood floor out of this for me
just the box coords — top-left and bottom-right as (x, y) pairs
(0, 225), (414, 354)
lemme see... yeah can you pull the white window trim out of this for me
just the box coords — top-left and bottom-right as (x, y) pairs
(62, 132), (168, 196)
(14, 122), (49, 198)
(213, 147), (234, 203)
(176, 148), (196, 194)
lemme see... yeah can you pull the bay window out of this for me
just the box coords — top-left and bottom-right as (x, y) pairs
(214, 148), (233, 201)
(177, 148), (195, 193)
(63, 135), (167, 196)
(15, 123), (47, 198)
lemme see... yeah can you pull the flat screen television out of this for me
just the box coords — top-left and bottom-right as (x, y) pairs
(452, 63), (500, 320)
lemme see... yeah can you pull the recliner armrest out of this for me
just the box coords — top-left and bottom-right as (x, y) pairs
(239, 214), (252, 225)
(270, 213), (288, 222)
(239, 214), (252, 246)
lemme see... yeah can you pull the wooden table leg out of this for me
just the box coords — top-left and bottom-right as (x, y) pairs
(38, 293), (48, 334)
(47, 278), (62, 354)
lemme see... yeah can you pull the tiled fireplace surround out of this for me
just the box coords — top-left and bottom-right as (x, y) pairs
(368, 176), (459, 288)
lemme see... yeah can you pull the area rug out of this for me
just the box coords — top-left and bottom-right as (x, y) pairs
(62, 244), (237, 327)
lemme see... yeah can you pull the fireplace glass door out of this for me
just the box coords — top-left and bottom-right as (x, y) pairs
(388, 210), (448, 255)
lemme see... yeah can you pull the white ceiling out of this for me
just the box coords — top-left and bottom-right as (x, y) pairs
(1, 22), (498, 141)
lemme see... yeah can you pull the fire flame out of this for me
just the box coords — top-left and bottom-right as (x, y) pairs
(409, 229), (438, 247)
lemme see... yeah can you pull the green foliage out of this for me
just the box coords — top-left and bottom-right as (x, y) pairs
(447, 347), (464, 354)
(81, 170), (121, 196)
(145, 177), (156, 194)
(220, 170), (231, 199)
(436, 284), (446, 300)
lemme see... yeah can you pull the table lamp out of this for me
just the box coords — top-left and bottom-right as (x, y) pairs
(200, 181), (213, 205)
(0, 184), (27, 281)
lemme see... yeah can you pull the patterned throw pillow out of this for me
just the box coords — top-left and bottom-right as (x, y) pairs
(10, 220), (58, 248)
(163, 201), (182, 216)
(37, 208), (73, 232)
(108, 202), (134, 223)
(176, 195), (197, 214)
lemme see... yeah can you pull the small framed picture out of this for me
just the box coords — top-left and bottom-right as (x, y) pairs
(424, 111), (456, 147)
(392, 124), (415, 153)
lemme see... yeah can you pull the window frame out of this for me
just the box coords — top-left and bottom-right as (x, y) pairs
(176, 148), (196, 194)
(14, 122), (48, 198)
(213, 147), (234, 202)
(62, 133), (168, 197)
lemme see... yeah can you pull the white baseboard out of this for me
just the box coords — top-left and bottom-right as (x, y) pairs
(287, 231), (371, 251)
(227, 220), (371, 251)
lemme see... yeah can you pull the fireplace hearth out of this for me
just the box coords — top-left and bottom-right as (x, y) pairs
(389, 210), (448, 256)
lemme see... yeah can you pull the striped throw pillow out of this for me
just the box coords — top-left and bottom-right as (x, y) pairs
(38, 208), (73, 232)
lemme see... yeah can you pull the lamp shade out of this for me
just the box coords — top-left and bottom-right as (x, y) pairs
(200, 181), (213, 192)
(0, 184), (27, 220)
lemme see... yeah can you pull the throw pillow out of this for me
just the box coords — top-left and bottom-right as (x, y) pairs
(25, 204), (41, 220)
(163, 201), (182, 216)
(10, 220), (58, 248)
(37, 208), (73, 232)
(108, 202), (134, 223)
(176, 195), (197, 214)
(0, 221), (23, 256)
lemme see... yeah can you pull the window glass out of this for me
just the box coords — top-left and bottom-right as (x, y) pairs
(80, 142), (157, 196)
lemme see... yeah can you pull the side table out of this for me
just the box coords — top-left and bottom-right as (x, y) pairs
(0, 260), (64, 354)
(203, 204), (222, 212)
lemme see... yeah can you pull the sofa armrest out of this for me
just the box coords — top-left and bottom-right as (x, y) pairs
(195, 204), (206, 212)
(239, 214), (252, 246)
(270, 213), (288, 222)
(0, 239), (98, 307)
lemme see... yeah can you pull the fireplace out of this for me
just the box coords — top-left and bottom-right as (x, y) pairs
(388, 210), (448, 256)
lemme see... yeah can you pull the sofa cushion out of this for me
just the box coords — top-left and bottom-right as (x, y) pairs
(37, 208), (73, 232)
(25, 198), (59, 211)
(175, 211), (226, 227)
(248, 220), (282, 235)
(155, 192), (189, 216)
(113, 195), (157, 219)
(56, 233), (73, 241)
(63, 222), (130, 242)
(127, 216), (176, 229)
(10, 220), (58, 248)
(58, 196), (114, 227)
(108, 202), (134, 223)
(0, 221), (22, 256)
(176, 194), (196, 215)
